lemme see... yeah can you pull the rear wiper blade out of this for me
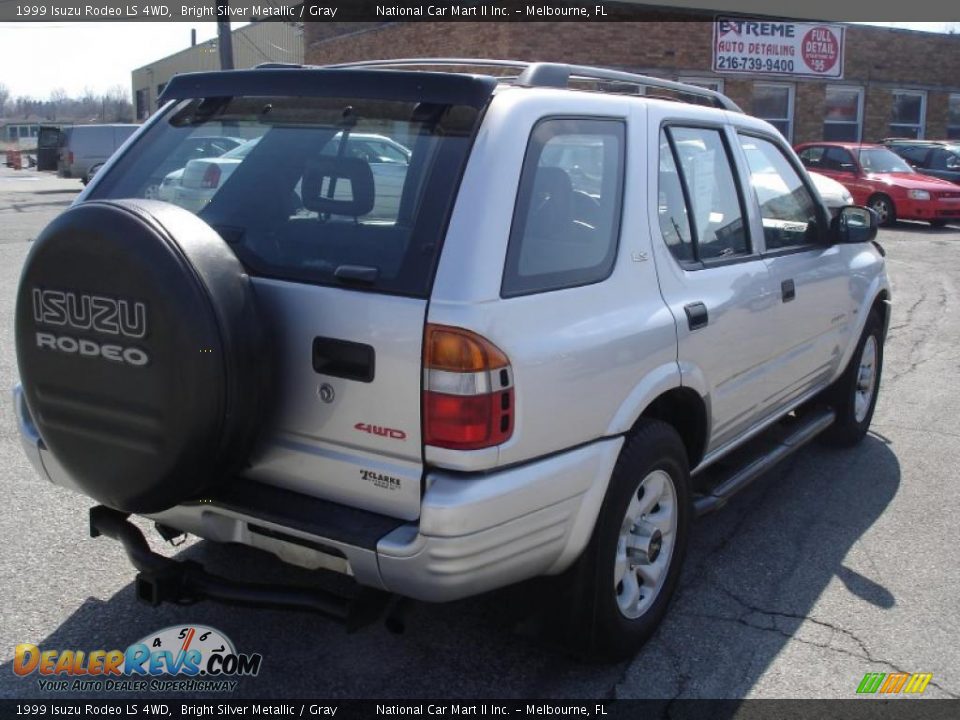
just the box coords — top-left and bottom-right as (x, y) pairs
(334, 265), (379, 284)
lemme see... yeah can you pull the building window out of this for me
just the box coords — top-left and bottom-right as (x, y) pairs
(949, 94), (960, 141)
(679, 77), (725, 93)
(752, 84), (794, 141)
(889, 90), (926, 139)
(135, 89), (150, 121)
(824, 86), (863, 142)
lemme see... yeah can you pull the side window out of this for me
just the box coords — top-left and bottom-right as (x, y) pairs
(502, 118), (624, 297)
(896, 145), (930, 167)
(663, 126), (749, 262)
(930, 148), (959, 171)
(821, 147), (856, 172)
(798, 146), (825, 168)
(739, 135), (822, 250)
(373, 142), (408, 164)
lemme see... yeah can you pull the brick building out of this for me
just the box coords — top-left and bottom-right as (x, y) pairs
(304, 19), (960, 144)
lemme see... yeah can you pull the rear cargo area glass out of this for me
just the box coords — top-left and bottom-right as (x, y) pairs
(89, 96), (480, 297)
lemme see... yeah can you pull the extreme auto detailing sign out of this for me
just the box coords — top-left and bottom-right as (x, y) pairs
(713, 17), (845, 79)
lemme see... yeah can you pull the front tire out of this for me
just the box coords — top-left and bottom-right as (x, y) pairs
(569, 420), (692, 661)
(869, 195), (896, 227)
(820, 311), (884, 447)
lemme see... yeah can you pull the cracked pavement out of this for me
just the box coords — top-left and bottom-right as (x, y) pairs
(1, 166), (959, 700)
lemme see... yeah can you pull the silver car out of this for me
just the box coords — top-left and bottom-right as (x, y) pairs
(14, 61), (889, 661)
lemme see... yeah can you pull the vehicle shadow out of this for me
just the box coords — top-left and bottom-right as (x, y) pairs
(617, 432), (901, 701)
(0, 435), (899, 702)
(887, 220), (960, 234)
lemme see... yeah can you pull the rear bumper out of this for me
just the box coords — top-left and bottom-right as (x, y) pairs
(147, 438), (622, 602)
(377, 437), (622, 601)
(14, 384), (86, 496)
(15, 382), (622, 603)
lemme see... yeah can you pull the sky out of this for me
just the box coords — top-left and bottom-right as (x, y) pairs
(0, 21), (957, 101)
(0, 22), (248, 99)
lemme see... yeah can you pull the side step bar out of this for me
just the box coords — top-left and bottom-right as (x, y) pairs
(693, 408), (836, 516)
(89, 505), (390, 630)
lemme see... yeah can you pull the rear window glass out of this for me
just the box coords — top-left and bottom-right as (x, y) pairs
(88, 96), (479, 297)
(502, 118), (625, 297)
(38, 128), (60, 148)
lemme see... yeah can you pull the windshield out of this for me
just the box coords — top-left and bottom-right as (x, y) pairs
(858, 147), (914, 174)
(88, 95), (480, 296)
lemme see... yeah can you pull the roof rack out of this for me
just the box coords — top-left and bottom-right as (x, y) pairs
(317, 58), (742, 113)
(881, 137), (946, 144)
(254, 62), (305, 70)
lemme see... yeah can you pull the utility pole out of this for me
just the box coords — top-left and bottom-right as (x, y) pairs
(216, 2), (234, 70)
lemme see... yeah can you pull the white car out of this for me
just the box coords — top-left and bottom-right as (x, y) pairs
(161, 137), (262, 212)
(809, 170), (854, 215)
(162, 133), (410, 217)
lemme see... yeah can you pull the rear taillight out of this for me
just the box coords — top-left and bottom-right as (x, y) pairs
(200, 164), (221, 189)
(423, 324), (514, 450)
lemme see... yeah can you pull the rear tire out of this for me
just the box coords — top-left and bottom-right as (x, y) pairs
(567, 420), (691, 661)
(820, 311), (884, 447)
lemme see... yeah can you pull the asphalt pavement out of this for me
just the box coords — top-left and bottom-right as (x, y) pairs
(0, 165), (958, 700)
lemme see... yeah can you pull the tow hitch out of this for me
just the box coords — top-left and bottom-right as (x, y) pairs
(89, 505), (390, 631)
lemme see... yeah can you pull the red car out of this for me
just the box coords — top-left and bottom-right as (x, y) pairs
(795, 141), (960, 228)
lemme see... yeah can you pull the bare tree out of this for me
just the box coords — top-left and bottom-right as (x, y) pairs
(0, 83), (9, 118)
(48, 88), (68, 120)
(103, 85), (133, 122)
(4, 88), (133, 124)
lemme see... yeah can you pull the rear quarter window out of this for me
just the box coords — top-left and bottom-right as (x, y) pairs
(501, 118), (625, 297)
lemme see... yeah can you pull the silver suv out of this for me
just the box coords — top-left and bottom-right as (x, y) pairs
(13, 60), (889, 660)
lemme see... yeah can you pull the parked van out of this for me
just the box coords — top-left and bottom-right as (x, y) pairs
(57, 124), (138, 183)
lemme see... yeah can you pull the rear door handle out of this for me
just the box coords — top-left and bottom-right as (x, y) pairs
(312, 337), (375, 383)
(781, 279), (796, 302)
(684, 302), (708, 331)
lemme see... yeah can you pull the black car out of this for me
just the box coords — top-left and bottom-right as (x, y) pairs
(883, 139), (960, 185)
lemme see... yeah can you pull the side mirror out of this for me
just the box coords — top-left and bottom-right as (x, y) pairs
(831, 206), (878, 244)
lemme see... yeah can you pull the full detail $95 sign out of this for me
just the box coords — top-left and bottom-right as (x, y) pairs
(713, 17), (846, 79)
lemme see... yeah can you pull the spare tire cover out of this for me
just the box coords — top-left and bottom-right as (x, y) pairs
(15, 199), (268, 513)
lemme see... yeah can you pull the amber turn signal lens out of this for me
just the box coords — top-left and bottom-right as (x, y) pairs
(425, 325), (509, 372)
